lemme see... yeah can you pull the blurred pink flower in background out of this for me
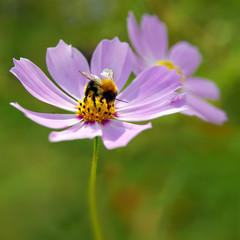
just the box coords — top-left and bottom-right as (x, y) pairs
(127, 12), (227, 125)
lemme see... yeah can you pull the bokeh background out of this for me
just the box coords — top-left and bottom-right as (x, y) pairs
(0, 0), (239, 239)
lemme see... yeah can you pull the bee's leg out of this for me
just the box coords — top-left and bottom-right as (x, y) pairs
(83, 96), (87, 103)
(100, 97), (104, 103)
(85, 84), (92, 99)
(85, 88), (90, 97)
(92, 94), (96, 107)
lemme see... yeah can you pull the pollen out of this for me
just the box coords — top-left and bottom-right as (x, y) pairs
(157, 60), (185, 83)
(76, 95), (116, 124)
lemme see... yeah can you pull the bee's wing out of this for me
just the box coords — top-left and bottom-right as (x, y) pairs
(79, 71), (101, 85)
(101, 68), (114, 80)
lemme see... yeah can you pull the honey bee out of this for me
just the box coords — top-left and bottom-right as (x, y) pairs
(80, 68), (118, 105)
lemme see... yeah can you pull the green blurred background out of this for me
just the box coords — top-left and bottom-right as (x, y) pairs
(0, 0), (239, 239)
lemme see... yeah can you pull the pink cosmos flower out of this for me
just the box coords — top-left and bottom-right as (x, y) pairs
(10, 38), (186, 149)
(127, 12), (227, 125)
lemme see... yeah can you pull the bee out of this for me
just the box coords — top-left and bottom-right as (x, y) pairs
(80, 68), (119, 106)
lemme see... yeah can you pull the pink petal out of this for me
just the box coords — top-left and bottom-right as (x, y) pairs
(11, 102), (80, 129)
(49, 122), (102, 142)
(132, 53), (147, 75)
(184, 94), (227, 125)
(101, 120), (152, 150)
(184, 77), (220, 100)
(116, 66), (182, 109)
(141, 14), (168, 61)
(127, 12), (147, 62)
(168, 41), (202, 77)
(46, 40), (90, 100)
(10, 58), (77, 112)
(90, 37), (133, 92)
(116, 93), (187, 122)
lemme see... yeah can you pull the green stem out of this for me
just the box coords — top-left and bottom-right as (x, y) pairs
(89, 136), (102, 240)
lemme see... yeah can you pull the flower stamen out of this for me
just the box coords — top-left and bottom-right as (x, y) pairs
(157, 60), (185, 83)
(77, 95), (116, 123)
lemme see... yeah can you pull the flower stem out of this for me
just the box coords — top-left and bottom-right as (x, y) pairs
(89, 136), (102, 240)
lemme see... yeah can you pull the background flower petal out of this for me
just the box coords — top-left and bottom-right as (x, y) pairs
(49, 122), (102, 142)
(127, 12), (147, 62)
(184, 94), (227, 125)
(11, 102), (80, 129)
(10, 58), (77, 112)
(132, 53), (147, 75)
(101, 120), (152, 150)
(116, 66), (182, 108)
(116, 93), (187, 121)
(90, 37), (133, 92)
(168, 41), (202, 76)
(141, 14), (168, 61)
(46, 40), (90, 100)
(184, 77), (220, 100)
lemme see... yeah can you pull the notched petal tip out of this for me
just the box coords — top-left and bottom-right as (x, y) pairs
(11, 57), (21, 67)
(56, 39), (67, 47)
(48, 132), (58, 142)
(12, 57), (18, 63)
(100, 37), (119, 46)
(12, 57), (31, 67)
(47, 39), (71, 54)
(10, 102), (17, 107)
(58, 39), (66, 44)
(106, 36), (130, 49)
(10, 58), (21, 73)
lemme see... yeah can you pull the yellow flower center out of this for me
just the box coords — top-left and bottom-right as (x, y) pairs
(76, 94), (116, 124)
(157, 60), (185, 83)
